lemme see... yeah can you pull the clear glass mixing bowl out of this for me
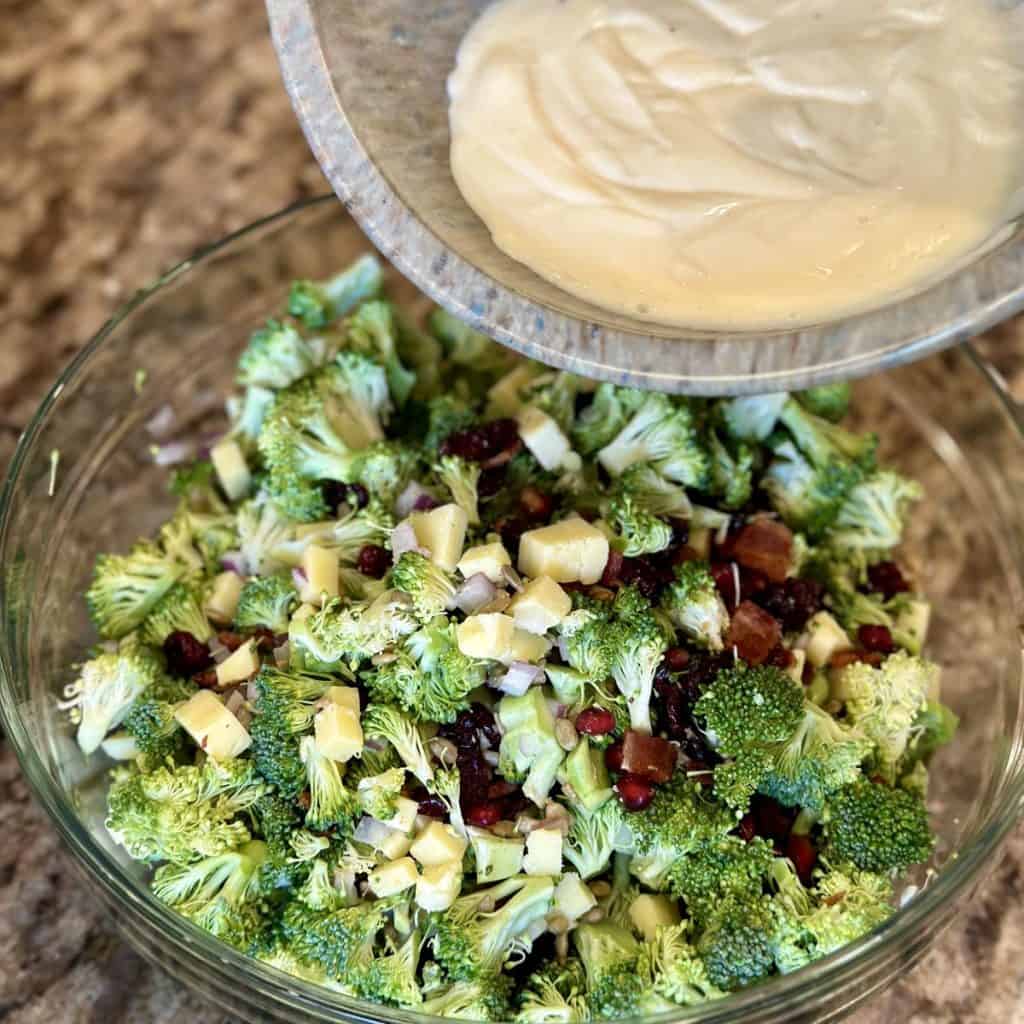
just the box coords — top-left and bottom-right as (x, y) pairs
(1, 196), (1023, 1023)
(266, 0), (1024, 395)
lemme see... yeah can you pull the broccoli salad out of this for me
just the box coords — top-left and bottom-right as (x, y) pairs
(65, 254), (957, 1019)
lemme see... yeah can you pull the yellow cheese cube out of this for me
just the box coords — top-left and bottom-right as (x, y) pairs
(486, 363), (542, 418)
(517, 406), (572, 471)
(377, 829), (414, 860)
(410, 821), (469, 867)
(510, 576), (572, 634)
(786, 648), (806, 685)
(457, 613), (515, 660)
(291, 602), (317, 623)
(457, 542), (512, 583)
(470, 829), (525, 882)
(325, 685), (361, 716)
(205, 571), (244, 626)
(100, 731), (141, 761)
(523, 827), (562, 876)
(554, 872), (597, 921)
(368, 857), (419, 897)
(210, 439), (251, 501)
(801, 612), (852, 668)
(175, 690), (252, 760)
(416, 861), (463, 912)
(518, 518), (609, 585)
(410, 503), (469, 573)
(502, 628), (551, 666)
(688, 526), (712, 560)
(380, 796), (420, 835)
(629, 894), (681, 941)
(300, 545), (339, 603)
(314, 701), (363, 763)
(215, 639), (260, 687)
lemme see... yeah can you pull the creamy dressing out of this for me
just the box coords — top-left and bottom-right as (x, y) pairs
(448, 0), (1024, 329)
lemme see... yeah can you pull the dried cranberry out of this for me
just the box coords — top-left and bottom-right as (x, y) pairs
(357, 544), (390, 579)
(670, 520), (690, 548)
(487, 780), (519, 800)
(164, 631), (213, 676)
(441, 418), (520, 464)
(347, 483), (369, 509)
(829, 650), (861, 670)
(465, 802), (503, 827)
(672, 545), (701, 565)
(752, 796), (795, 843)
(412, 493), (440, 512)
(858, 624), (895, 655)
(478, 466), (506, 500)
(621, 557), (662, 600)
(519, 486), (554, 522)
(605, 741), (625, 773)
(600, 550), (626, 587)
(456, 750), (493, 808)
(575, 707), (617, 736)
(470, 702), (501, 747)
(737, 814), (757, 842)
(415, 791), (448, 819)
(787, 834), (818, 884)
(297, 789), (311, 812)
(678, 724), (717, 765)
(321, 480), (349, 513)
(663, 647), (690, 672)
(866, 561), (910, 599)
(217, 631), (246, 652)
(757, 578), (825, 632)
(740, 568), (770, 598)
(711, 561), (738, 608)
(616, 774), (655, 812)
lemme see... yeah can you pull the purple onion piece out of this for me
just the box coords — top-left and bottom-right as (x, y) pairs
(491, 661), (544, 697)
(152, 440), (197, 467)
(391, 520), (428, 560)
(452, 573), (498, 615)
(221, 551), (247, 576)
(395, 481), (436, 518)
(145, 404), (178, 439)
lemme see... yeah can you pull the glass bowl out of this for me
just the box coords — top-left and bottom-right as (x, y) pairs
(1, 196), (1023, 1023)
(266, 0), (1024, 395)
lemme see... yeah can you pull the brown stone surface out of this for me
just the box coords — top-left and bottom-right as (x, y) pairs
(1, 1), (1022, 1021)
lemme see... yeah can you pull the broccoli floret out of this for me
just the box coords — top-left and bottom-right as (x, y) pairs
(60, 650), (163, 755)
(572, 921), (646, 1019)
(904, 700), (959, 768)
(249, 667), (334, 799)
(825, 471), (923, 560)
(141, 582), (213, 646)
(272, 498), (394, 569)
(431, 875), (554, 981)
(613, 463), (692, 519)
(105, 759), (268, 863)
(366, 618), (487, 723)
(235, 574), (298, 634)
(287, 254), (383, 329)
(355, 766), (406, 821)
(429, 307), (517, 380)
(435, 455), (482, 526)
(86, 542), (187, 639)
(778, 399), (876, 473)
(607, 587), (669, 735)
(497, 688), (567, 807)
(251, 792), (306, 889)
(237, 319), (322, 390)
(390, 552), (457, 622)
(170, 459), (226, 511)
(362, 703), (434, 785)
(324, 352), (393, 447)
(597, 394), (710, 489)
(717, 394), (788, 443)
(348, 440), (420, 506)
(122, 675), (197, 765)
(559, 604), (616, 682)
(823, 780), (934, 874)
(796, 382), (852, 422)
(832, 650), (937, 782)
(229, 385), (277, 451)
(279, 893), (391, 979)
(644, 922), (725, 1006)
(347, 300), (417, 407)
(802, 862), (894, 956)
(563, 798), (624, 880)
(427, 766), (468, 837)
(345, 743), (401, 788)
(708, 431), (754, 511)
(299, 735), (360, 832)
(516, 958), (590, 1023)
(571, 383), (645, 455)
(696, 895), (777, 992)
(236, 499), (294, 576)
(424, 395), (477, 450)
(353, 928), (425, 1007)
(157, 508), (207, 573)
(605, 491), (673, 557)
(151, 839), (270, 950)
(520, 370), (581, 434)
(660, 561), (730, 651)
(420, 977), (515, 1021)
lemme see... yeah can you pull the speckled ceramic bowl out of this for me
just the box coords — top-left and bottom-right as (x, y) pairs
(1, 198), (1023, 1023)
(265, 1), (1024, 395)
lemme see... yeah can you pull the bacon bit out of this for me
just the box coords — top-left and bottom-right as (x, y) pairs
(828, 650), (862, 671)
(480, 440), (523, 470)
(192, 669), (219, 689)
(731, 520), (794, 583)
(519, 486), (554, 522)
(621, 731), (677, 783)
(217, 631), (246, 652)
(727, 601), (782, 666)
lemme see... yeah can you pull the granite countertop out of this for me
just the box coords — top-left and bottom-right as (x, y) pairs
(2, 2), (1023, 1021)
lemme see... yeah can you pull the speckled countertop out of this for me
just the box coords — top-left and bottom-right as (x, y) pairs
(1, 2), (1023, 1021)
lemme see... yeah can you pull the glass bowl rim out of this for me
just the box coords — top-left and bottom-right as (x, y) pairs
(267, 0), (1024, 397)
(0, 194), (1022, 1023)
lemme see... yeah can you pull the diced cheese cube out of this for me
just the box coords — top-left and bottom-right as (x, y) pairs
(502, 628), (551, 666)
(205, 571), (244, 625)
(470, 829), (525, 882)
(368, 857), (419, 897)
(416, 861), (463, 912)
(554, 872), (597, 921)
(410, 504), (468, 573)
(175, 690), (251, 760)
(457, 613), (515, 660)
(100, 731), (141, 761)
(378, 829), (414, 860)
(629, 894), (681, 941)
(380, 796), (420, 835)
(518, 518), (609, 585)
(517, 407), (572, 472)
(486, 363), (542, 418)
(523, 827), (562, 876)
(215, 639), (260, 687)
(786, 648), (806, 685)
(410, 821), (469, 867)
(510, 576), (572, 634)
(301, 545), (339, 603)
(210, 439), (251, 501)
(457, 542), (512, 583)
(314, 701), (363, 763)
(325, 685), (361, 716)
(291, 602), (317, 623)
(801, 612), (852, 668)
(687, 526), (712, 561)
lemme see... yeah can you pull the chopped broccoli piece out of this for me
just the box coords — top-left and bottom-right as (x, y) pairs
(607, 587), (669, 735)
(572, 921), (646, 1019)
(571, 383), (645, 455)
(235, 574), (298, 634)
(718, 394), (788, 443)
(390, 552), (457, 622)
(287, 254), (383, 329)
(123, 675), (197, 765)
(435, 455), (482, 526)
(516, 958), (590, 1023)
(347, 300), (417, 407)
(605, 491), (673, 557)
(796, 382), (852, 422)
(300, 734), (360, 832)
(708, 431), (754, 510)
(237, 319), (322, 390)
(362, 703), (434, 785)
(644, 922), (725, 1006)
(660, 561), (730, 651)
(826, 470), (923, 560)
(141, 582), (213, 646)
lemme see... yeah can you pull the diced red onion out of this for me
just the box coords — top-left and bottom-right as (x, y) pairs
(145, 404), (177, 439)
(354, 815), (396, 847)
(500, 565), (525, 593)
(151, 440), (196, 467)
(209, 637), (231, 665)
(224, 689), (245, 715)
(452, 573), (497, 615)
(491, 661), (543, 697)
(273, 641), (291, 668)
(396, 481), (435, 518)
(220, 551), (246, 576)
(245, 679), (260, 703)
(292, 567), (308, 591)
(391, 520), (428, 560)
